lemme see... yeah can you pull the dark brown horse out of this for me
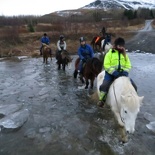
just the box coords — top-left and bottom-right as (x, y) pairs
(56, 50), (72, 70)
(90, 36), (105, 52)
(74, 57), (103, 89)
(42, 43), (52, 64)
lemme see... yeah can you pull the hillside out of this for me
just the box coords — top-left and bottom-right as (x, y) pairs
(0, 9), (155, 57)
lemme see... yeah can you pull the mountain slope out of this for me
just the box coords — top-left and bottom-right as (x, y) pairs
(82, 0), (155, 10)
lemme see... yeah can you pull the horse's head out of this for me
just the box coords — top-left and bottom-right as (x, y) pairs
(120, 93), (144, 133)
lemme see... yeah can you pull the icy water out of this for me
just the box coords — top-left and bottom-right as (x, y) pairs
(0, 53), (155, 155)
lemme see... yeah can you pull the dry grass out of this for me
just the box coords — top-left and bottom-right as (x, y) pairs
(0, 21), (144, 57)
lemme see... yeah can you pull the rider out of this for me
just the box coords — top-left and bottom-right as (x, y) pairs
(97, 37), (137, 107)
(56, 35), (67, 60)
(101, 26), (106, 38)
(40, 33), (50, 55)
(78, 37), (94, 77)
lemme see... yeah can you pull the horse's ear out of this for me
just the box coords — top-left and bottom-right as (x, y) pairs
(139, 96), (144, 106)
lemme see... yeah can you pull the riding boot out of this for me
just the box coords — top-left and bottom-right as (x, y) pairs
(97, 91), (107, 107)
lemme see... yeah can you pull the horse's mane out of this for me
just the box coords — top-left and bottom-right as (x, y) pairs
(86, 57), (103, 76)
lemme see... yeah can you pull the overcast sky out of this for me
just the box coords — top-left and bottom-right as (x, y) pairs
(0, 0), (95, 16)
(1, 0), (155, 16)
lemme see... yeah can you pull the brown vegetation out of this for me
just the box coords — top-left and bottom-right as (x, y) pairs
(1, 8), (154, 57)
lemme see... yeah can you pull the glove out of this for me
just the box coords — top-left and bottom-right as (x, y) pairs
(82, 59), (86, 63)
(120, 71), (128, 77)
(112, 71), (120, 78)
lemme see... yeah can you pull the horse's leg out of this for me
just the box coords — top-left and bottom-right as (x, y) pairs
(58, 63), (61, 70)
(74, 70), (78, 78)
(114, 112), (128, 142)
(46, 57), (48, 64)
(119, 125), (128, 143)
(63, 63), (65, 71)
(90, 77), (95, 89)
(85, 79), (89, 89)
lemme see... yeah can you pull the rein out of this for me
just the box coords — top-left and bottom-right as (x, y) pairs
(113, 81), (125, 124)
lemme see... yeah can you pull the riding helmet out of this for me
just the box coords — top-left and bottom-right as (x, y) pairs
(60, 35), (64, 40)
(44, 33), (47, 36)
(79, 37), (86, 42)
(114, 37), (125, 46)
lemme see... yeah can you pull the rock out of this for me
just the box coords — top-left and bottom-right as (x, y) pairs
(0, 109), (29, 132)
(146, 121), (155, 133)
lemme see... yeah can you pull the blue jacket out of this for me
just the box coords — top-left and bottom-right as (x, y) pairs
(78, 44), (94, 61)
(41, 36), (50, 45)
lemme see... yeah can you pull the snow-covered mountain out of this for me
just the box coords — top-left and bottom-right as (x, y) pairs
(82, 0), (155, 10)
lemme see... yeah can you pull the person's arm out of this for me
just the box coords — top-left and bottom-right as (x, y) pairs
(47, 37), (50, 44)
(78, 47), (84, 60)
(124, 54), (132, 73)
(57, 40), (61, 51)
(41, 37), (44, 43)
(63, 41), (67, 50)
(104, 50), (112, 73)
(89, 45), (94, 58)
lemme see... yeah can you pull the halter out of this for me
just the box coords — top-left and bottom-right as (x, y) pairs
(113, 81), (125, 124)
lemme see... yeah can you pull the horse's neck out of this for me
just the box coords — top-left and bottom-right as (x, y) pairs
(112, 77), (137, 103)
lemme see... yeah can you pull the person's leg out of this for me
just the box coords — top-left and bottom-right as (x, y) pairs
(97, 72), (114, 107)
(78, 60), (83, 73)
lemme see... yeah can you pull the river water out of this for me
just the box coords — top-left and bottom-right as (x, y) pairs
(0, 52), (155, 155)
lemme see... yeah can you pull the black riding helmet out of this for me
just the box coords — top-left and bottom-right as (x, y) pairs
(114, 37), (125, 46)
(60, 35), (64, 40)
(79, 37), (86, 42)
(44, 33), (47, 36)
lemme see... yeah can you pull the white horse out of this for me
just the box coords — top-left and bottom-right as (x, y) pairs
(101, 39), (113, 54)
(94, 41), (113, 63)
(97, 71), (144, 142)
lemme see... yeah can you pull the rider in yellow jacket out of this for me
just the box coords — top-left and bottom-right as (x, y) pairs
(98, 37), (137, 107)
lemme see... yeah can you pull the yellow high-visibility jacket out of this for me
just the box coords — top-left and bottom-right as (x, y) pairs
(104, 49), (131, 74)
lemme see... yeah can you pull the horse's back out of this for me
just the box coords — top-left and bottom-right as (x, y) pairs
(97, 71), (143, 106)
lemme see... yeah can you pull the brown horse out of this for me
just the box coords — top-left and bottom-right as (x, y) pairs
(90, 36), (105, 52)
(42, 43), (52, 64)
(56, 50), (72, 70)
(74, 57), (103, 89)
(91, 33), (115, 52)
